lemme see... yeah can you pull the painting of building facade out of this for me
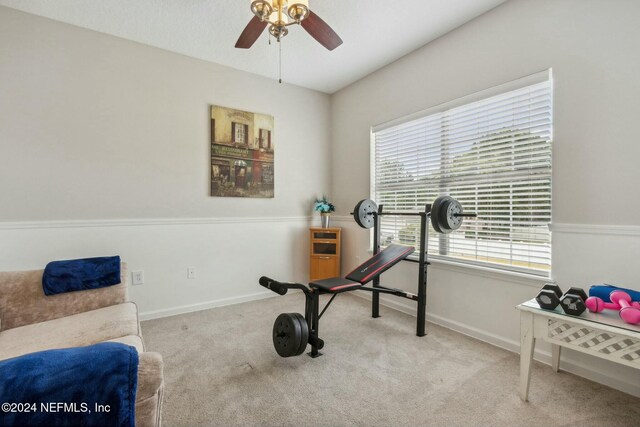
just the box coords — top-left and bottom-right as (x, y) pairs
(210, 105), (274, 198)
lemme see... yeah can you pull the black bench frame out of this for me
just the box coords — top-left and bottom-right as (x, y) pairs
(366, 203), (431, 338)
(260, 203), (432, 357)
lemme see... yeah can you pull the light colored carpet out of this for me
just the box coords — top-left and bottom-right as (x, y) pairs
(141, 293), (640, 427)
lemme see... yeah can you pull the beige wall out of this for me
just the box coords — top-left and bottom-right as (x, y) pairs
(0, 6), (330, 221)
(331, 0), (640, 225)
(0, 6), (329, 316)
(330, 0), (640, 396)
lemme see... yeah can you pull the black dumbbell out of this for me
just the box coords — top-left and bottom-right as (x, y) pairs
(559, 287), (588, 316)
(536, 283), (563, 310)
(535, 283), (588, 316)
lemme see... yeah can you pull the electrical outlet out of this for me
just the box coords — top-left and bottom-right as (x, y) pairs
(187, 267), (196, 279)
(132, 270), (144, 286)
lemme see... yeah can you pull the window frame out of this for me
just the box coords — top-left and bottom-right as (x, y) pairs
(370, 70), (553, 278)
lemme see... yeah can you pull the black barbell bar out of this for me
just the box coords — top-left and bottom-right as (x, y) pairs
(454, 213), (477, 218)
(348, 211), (425, 217)
(349, 211), (476, 218)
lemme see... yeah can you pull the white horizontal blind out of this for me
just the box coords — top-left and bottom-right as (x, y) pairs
(372, 78), (552, 276)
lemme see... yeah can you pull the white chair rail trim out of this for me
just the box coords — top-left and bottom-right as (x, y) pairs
(0, 216), (313, 230)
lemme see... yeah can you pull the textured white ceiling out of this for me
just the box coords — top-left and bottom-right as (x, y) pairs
(0, 0), (507, 93)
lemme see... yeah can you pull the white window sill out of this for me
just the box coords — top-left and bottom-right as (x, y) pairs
(426, 258), (551, 288)
(367, 249), (550, 288)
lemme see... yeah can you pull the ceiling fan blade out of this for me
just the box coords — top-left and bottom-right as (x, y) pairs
(235, 16), (268, 49)
(301, 11), (343, 51)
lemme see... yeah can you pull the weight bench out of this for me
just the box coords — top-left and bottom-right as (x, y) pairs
(259, 196), (475, 359)
(259, 244), (415, 358)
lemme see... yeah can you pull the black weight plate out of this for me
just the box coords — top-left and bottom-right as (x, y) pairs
(443, 198), (463, 233)
(353, 199), (377, 229)
(438, 197), (454, 233)
(431, 196), (449, 234)
(272, 313), (303, 358)
(292, 313), (309, 356)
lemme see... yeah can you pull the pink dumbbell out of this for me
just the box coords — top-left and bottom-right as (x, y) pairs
(610, 291), (640, 325)
(585, 295), (640, 313)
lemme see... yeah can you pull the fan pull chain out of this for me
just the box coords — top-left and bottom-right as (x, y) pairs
(279, 40), (283, 84)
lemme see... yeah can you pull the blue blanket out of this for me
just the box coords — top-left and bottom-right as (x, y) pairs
(589, 284), (640, 302)
(0, 342), (138, 427)
(43, 256), (121, 296)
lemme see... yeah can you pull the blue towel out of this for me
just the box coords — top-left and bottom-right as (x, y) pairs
(589, 284), (640, 302)
(43, 256), (121, 296)
(0, 342), (138, 427)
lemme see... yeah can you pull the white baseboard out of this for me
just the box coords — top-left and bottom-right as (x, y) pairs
(350, 291), (640, 398)
(139, 291), (277, 321)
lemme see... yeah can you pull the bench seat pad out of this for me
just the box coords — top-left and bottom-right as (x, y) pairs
(309, 277), (362, 294)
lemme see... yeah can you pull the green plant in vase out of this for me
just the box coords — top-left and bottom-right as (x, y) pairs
(314, 196), (335, 228)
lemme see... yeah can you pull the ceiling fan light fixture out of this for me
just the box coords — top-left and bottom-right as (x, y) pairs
(236, 0), (342, 55)
(268, 11), (289, 40)
(250, 0), (273, 21)
(288, 1), (309, 22)
(268, 10), (289, 26)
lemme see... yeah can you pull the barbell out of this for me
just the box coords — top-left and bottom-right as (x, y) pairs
(351, 196), (475, 234)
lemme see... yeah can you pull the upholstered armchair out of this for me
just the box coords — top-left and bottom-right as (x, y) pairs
(0, 263), (163, 427)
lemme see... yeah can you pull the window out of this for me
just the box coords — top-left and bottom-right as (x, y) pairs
(372, 71), (553, 276)
(260, 128), (272, 150)
(232, 122), (248, 144)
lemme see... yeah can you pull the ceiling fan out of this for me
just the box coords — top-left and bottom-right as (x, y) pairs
(235, 0), (343, 51)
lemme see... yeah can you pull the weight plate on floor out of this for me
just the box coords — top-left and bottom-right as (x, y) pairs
(292, 313), (309, 356)
(272, 313), (304, 358)
(353, 199), (377, 229)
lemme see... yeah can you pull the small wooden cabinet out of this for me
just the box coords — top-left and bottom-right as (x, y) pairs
(309, 227), (341, 281)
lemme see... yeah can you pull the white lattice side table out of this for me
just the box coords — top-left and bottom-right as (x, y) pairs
(517, 298), (640, 401)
